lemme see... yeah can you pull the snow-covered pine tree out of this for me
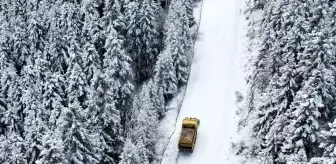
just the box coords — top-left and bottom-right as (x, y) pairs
(239, 0), (336, 162)
(36, 63), (64, 164)
(139, 84), (159, 161)
(66, 40), (87, 106)
(8, 0), (30, 69)
(62, 36), (100, 163)
(0, 1), (12, 71)
(63, 0), (86, 107)
(280, 77), (323, 162)
(125, 84), (159, 162)
(43, 0), (68, 74)
(24, 2), (52, 154)
(134, 140), (150, 164)
(64, 1), (82, 34)
(328, 0), (336, 120)
(248, 1), (282, 93)
(185, 0), (196, 27)
(288, 17), (336, 164)
(42, 72), (65, 129)
(138, 0), (160, 80)
(21, 63), (46, 163)
(30, 68), (66, 164)
(27, 0), (50, 65)
(86, 74), (123, 164)
(0, 53), (25, 163)
(154, 50), (177, 101)
(316, 119), (336, 162)
(42, 1), (67, 129)
(125, 0), (160, 82)
(0, 131), (26, 163)
(241, 0), (312, 162)
(148, 79), (165, 118)
(279, 0), (336, 161)
(102, 0), (125, 36)
(99, 98), (123, 163)
(0, 55), (25, 163)
(330, 1), (336, 44)
(124, 1), (140, 68)
(59, 99), (101, 164)
(81, 0), (102, 87)
(165, 0), (191, 85)
(60, 0), (83, 54)
(0, 95), (5, 137)
(35, 128), (65, 164)
(245, 0), (269, 11)
(119, 139), (142, 164)
(103, 27), (134, 130)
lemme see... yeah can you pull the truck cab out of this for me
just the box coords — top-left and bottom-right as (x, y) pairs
(178, 117), (200, 152)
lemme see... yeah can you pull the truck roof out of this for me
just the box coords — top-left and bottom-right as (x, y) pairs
(179, 127), (196, 144)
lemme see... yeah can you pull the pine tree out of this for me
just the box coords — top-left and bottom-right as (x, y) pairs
(0, 132), (26, 163)
(134, 140), (150, 164)
(330, 2), (336, 42)
(139, 84), (159, 161)
(125, 0), (160, 82)
(119, 139), (141, 164)
(124, 1), (140, 66)
(280, 0), (336, 160)
(66, 43), (87, 106)
(42, 72), (65, 129)
(102, 0), (125, 35)
(82, 0), (102, 87)
(0, 53), (23, 164)
(318, 119), (336, 159)
(0, 96), (5, 136)
(249, 1), (282, 92)
(45, 0), (68, 73)
(154, 51), (177, 100)
(165, 0), (191, 85)
(126, 84), (159, 162)
(245, 0), (269, 11)
(27, 0), (50, 65)
(59, 100), (101, 164)
(242, 0), (312, 162)
(35, 129), (65, 164)
(103, 27), (134, 129)
(137, 0), (160, 80)
(148, 79), (165, 118)
(21, 63), (46, 163)
(63, 1), (86, 105)
(185, 0), (196, 27)
(239, 0), (336, 162)
(87, 74), (124, 163)
(0, 62), (24, 144)
(10, 0), (30, 68)
(61, 0), (82, 52)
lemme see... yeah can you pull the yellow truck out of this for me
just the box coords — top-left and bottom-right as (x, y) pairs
(178, 117), (200, 152)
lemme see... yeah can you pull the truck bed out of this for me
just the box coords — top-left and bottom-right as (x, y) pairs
(179, 128), (196, 144)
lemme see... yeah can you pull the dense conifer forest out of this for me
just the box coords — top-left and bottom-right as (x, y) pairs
(235, 0), (336, 163)
(0, 0), (197, 163)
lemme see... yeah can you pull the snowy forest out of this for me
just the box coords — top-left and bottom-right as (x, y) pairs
(235, 0), (336, 163)
(0, 0), (197, 163)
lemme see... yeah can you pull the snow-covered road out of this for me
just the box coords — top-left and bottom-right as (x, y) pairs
(160, 0), (246, 163)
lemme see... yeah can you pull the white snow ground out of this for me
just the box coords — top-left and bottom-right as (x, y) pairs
(159, 0), (248, 163)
